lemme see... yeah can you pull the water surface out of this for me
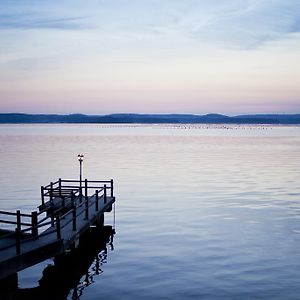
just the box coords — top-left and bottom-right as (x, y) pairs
(0, 124), (300, 299)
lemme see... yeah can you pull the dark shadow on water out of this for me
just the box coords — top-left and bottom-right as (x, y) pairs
(0, 225), (115, 300)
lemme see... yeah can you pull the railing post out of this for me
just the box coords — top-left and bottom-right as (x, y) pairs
(110, 179), (114, 197)
(16, 210), (21, 232)
(59, 178), (62, 197)
(85, 179), (88, 199)
(15, 228), (21, 255)
(31, 211), (38, 238)
(71, 193), (76, 231)
(85, 179), (89, 220)
(41, 186), (45, 205)
(79, 187), (82, 204)
(50, 182), (53, 202)
(56, 216), (61, 240)
(95, 190), (99, 211)
(104, 185), (107, 204)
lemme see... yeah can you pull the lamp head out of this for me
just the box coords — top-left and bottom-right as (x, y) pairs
(77, 153), (84, 162)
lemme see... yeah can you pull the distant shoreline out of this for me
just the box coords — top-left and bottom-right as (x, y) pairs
(0, 113), (300, 124)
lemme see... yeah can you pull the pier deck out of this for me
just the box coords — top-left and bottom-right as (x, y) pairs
(0, 179), (115, 280)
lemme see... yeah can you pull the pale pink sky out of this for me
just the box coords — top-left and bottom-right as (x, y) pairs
(0, 0), (300, 114)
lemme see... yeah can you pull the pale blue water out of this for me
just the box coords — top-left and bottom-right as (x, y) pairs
(0, 124), (300, 299)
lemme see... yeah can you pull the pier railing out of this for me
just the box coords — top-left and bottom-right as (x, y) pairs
(41, 178), (114, 205)
(0, 179), (114, 255)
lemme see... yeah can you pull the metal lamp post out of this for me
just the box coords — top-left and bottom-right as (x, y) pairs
(77, 154), (84, 196)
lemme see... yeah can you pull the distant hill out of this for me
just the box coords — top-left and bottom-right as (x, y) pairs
(0, 113), (299, 124)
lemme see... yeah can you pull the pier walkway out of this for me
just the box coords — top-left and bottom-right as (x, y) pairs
(0, 179), (115, 280)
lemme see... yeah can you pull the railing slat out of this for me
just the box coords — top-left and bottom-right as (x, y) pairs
(0, 220), (18, 225)
(0, 210), (31, 217)
(0, 210), (18, 216)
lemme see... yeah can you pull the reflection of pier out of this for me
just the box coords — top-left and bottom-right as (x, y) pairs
(0, 178), (115, 280)
(1, 225), (115, 300)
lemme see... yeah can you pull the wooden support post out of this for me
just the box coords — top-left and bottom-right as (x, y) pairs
(95, 253), (100, 275)
(16, 210), (21, 232)
(59, 178), (62, 197)
(110, 179), (114, 197)
(85, 179), (88, 199)
(31, 211), (38, 238)
(56, 217), (61, 240)
(95, 190), (99, 211)
(99, 213), (104, 227)
(85, 197), (89, 220)
(50, 182), (53, 202)
(15, 228), (21, 255)
(72, 205), (77, 231)
(50, 198), (55, 226)
(41, 186), (45, 205)
(104, 185), (107, 204)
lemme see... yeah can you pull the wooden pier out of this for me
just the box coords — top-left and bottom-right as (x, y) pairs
(0, 178), (115, 280)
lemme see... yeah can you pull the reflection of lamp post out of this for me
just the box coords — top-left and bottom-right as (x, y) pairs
(77, 154), (84, 195)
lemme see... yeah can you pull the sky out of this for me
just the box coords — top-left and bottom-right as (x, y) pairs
(0, 0), (300, 115)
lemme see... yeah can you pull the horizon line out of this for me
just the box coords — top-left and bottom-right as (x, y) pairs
(1, 112), (300, 116)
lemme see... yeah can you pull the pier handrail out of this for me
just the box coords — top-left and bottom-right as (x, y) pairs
(0, 210), (31, 217)
(0, 179), (111, 255)
(0, 210), (32, 228)
(40, 178), (113, 206)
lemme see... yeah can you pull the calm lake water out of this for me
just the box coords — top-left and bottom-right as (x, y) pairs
(0, 124), (300, 299)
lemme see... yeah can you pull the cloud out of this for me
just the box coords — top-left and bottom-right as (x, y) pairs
(124, 0), (300, 50)
(0, 13), (90, 30)
(182, 0), (300, 49)
(2, 0), (299, 49)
